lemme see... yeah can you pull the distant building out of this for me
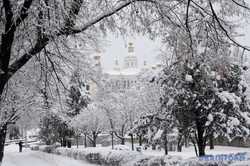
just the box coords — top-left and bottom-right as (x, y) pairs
(90, 42), (162, 94)
(103, 42), (141, 92)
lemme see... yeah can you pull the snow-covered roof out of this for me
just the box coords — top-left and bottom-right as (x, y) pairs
(104, 68), (141, 76)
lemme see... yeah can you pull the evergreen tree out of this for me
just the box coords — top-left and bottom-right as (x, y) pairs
(39, 113), (73, 146)
(66, 68), (90, 117)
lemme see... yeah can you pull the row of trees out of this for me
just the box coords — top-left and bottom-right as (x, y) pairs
(38, 61), (162, 148)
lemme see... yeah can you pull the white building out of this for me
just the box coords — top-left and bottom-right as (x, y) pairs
(103, 42), (142, 92)
(91, 42), (162, 94)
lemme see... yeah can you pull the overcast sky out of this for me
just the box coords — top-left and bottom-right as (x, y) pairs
(101, 3), (250, 71)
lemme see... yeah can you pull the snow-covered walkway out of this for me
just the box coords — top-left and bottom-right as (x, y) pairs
(2, 144), (98, 166)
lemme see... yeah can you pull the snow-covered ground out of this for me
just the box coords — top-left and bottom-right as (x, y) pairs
(3, 143), (250, 166)
(2, 144), (98, 166)
(143, 145), (250, 159)
(69, 144), (250, 160)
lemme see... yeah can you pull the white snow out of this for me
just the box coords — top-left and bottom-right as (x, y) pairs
(142, 145), (250, 160)
(153, 129), (163, 140)
(2, 144), (98, 166)
(205, 114), (214, 126)
(216, 75), (221, 80)
(167, 98), (174, 106)
(114, 145), (130, 151)
(207, 114), (213, 122)
(105, 68), (141, 76)
(217, 91), (241, 107)
(229, 117), (240, 126)
(210, 71), (216, 78)
(185, 74), (193, 82)
(4, 143), (250, 166)
(240, 112), (250, 125)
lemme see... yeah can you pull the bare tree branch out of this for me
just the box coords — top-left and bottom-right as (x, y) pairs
(209, 0), (250, 51)
(231, 0), (250, 10)
(15, 0), (33, 27)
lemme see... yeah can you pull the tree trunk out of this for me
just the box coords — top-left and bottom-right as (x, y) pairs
(164, 134), (168, 155)
(197, 141), (205, 156)
(191, 138), (198, 157)
(184, 135), (189, 147)
(92, 140), (96, 147)
(195, 111), (206, 156)
(152, 144), (156, 150)
(92, 132), (97, 147)
(84, 133), (87, 148)
(67, 140), (71, 148)
(121, 125), (125, 145)
(130, 134), (134, 151)
(177, 134), (183, 152)
(209, 133), (214, 150)
(0, 125), (7, 164)
(177, 143), (182, 152)
(62, 137), (67, 147)
(138, 135), (142, 146)
(196, 124), (206, 156)
(111, 132), (114, 149)
(121, 138), (125, 145)
(76, 135), (79, 148)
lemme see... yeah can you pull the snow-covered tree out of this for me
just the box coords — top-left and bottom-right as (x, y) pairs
(39, 113), (68, 145)
(71, 102), (107, 147)
(161, 53), (250, 157)
(130, 68), (163, 145)
(66, 67), (90, 117)
(156, 7), (250, 155)
(97, 88), (140, 145)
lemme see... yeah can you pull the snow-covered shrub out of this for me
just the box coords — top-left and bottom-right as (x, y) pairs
(114, 145), (130, 151)
(34, 146), (250, 166)
(181, 158), (231, 166)
(30, 145), (39, 151)
(37, 145), (60, 153)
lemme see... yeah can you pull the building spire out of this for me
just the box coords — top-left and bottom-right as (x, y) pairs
(114, 58), (120, 71)
(94, 49), (101, 67)
(128, 42), (134, 54)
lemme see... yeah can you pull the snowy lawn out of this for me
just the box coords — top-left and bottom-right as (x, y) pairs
(142, 145), (250, 159)
(46, 144), (250, 166)
(67, 144), (250, 160)
(2, 144), (98, 166)
(26, 143), (250, 165)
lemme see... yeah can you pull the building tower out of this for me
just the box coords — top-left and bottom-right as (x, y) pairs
(114, 58), (120, 71)
(93, 50), (102, 67)
(124, 42), (138, 69)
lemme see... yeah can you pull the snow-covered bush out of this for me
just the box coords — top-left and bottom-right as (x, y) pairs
(114, 145), (130, 151)
(39, 144), (61, 153)
(33, 146), (250, 166)
(30, 145), (39, 151)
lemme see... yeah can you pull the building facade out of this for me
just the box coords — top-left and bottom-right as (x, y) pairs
(103, 42), (141, 92)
